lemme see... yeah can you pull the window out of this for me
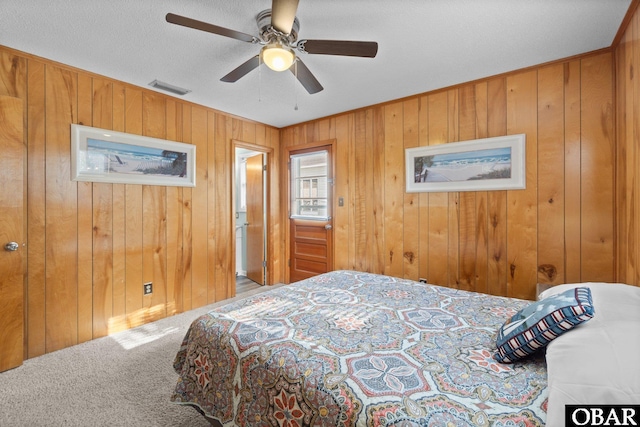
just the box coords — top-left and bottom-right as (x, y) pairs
(238, 158), (247, 212)
(290, 150), (329, 219)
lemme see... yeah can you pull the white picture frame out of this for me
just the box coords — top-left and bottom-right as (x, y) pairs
(71, 124), (195, 187)
(405, 134), (526, 193)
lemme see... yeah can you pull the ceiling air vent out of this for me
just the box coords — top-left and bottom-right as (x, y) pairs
(148, 79), (191, 96)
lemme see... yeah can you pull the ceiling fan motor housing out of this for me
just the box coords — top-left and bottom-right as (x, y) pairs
(257, 9), (299, 44)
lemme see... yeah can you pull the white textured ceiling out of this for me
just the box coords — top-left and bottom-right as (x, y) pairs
(0, 0), (631, 128)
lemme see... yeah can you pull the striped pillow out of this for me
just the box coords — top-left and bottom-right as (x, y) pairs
(494, 287), (594, 363)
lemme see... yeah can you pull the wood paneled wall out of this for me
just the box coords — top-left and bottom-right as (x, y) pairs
(616, 4), (640, 286)
(0, 41), (623, 358)
(282, 52), (616, 300)
(0, 45), (281, 358)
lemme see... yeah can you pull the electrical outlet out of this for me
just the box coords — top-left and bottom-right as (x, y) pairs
(419, 278), (427, 283)
(143, 282), (153, 295)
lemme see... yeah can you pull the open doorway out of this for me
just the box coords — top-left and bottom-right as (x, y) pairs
(234, 144), (268, 294)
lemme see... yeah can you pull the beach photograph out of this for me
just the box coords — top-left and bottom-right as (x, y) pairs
(71, 124), (196, 187)
(404, 134), (526, 193)
(84, 138), (188, 178)
(414, 147), (512, 183)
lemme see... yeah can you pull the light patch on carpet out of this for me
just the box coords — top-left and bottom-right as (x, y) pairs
(110, 324), (181, 350)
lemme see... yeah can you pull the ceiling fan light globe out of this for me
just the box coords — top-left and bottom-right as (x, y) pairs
(261, 44), (295, 72)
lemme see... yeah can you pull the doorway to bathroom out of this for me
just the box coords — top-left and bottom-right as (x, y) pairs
(234, 142), (269, 293)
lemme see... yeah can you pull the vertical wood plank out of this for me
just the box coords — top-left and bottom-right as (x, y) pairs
(78, 74), (93, 343)
(447, 90), (460, 289)
(418, 96), (430, 282)
(384, 102), (404, 277)
(212, 112), (230, 302)
(634, 14), (640, 286)
(125, 182), (143, 327)
(428, 92), (449, 285)
(633, 12), (640, 286)
(181, 105), (193, 311)
(372, 106), (386, 274)
(581, 53), (615, 282)
(142, 92), (167, 322)
(209, 112), (219, 303)
(171, 185), (185, 313)
(0, 51), (27, 98)
(45, 65), (78, 352)
(222, 117), (233, 297)
(165, 100), (183, 316)
(92, 78), (113, 339)
(111, 83), (127, 332)
(537, 63), (566, 285)
(619, 14), (638, 284)
(564, 60), (583, 283)
(403, 98), (420, 280)
(190, 107), (208, 307)
(124, 87), (144, 328)
(615, 27), (630, 284)
(487, 78), (508, 296)
(317, 118), (333, 141)
(111, 183), (127, 332)
(506, 71), (538, 300)
(25, 58), (47, 358)
(92, 182), (113, 338)
(347, 114), (357, 271)
(474, 82), (489, 295)
(141, 184), (166, 322)
(629, 12), (640, 285)
(344, 114), (366, 271)
(75, 74), (93, 343)
(354, 110), (369, 272)
(269, 127), (283, 285)
(335, 114), (352, 271)
(458, 86), (477, 291)
(458, 199), (476, 290)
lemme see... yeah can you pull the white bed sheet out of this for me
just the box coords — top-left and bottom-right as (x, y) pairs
(540, 283), (640, 426)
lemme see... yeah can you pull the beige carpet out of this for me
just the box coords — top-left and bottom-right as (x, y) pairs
(0, 284), (282, 427)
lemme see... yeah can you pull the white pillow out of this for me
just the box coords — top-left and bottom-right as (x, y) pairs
(542, 283), (640, 426)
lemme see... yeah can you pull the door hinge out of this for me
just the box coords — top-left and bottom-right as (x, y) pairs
(263, 260), (267, 268)
(263, 165), (267, 172)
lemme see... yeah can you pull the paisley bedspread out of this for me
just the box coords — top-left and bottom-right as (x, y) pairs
(171, 270), (547, 426)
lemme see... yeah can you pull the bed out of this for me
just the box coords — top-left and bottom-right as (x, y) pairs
(171, 270), (558, 426)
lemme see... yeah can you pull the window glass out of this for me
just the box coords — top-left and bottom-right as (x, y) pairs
(290, 150), (329, 219)
(238, 159), (247, 211)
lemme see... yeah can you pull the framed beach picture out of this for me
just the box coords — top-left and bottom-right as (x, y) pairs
(405, 134), (525, 193)
(71, 124), (196, 187)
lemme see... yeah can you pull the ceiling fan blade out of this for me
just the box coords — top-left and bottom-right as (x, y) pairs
(271, 0), (299, 34)
(290, 59), (323, 94)
(166, 13), (256, 43)
(298, 40), (378, 58)
(220, 56), (260, 82)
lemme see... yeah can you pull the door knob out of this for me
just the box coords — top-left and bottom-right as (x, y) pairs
(325, 224), (332, 230)
(4, 242), (19, 252)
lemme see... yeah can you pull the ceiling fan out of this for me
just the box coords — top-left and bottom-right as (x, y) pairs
(166, 0), (378, 94)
